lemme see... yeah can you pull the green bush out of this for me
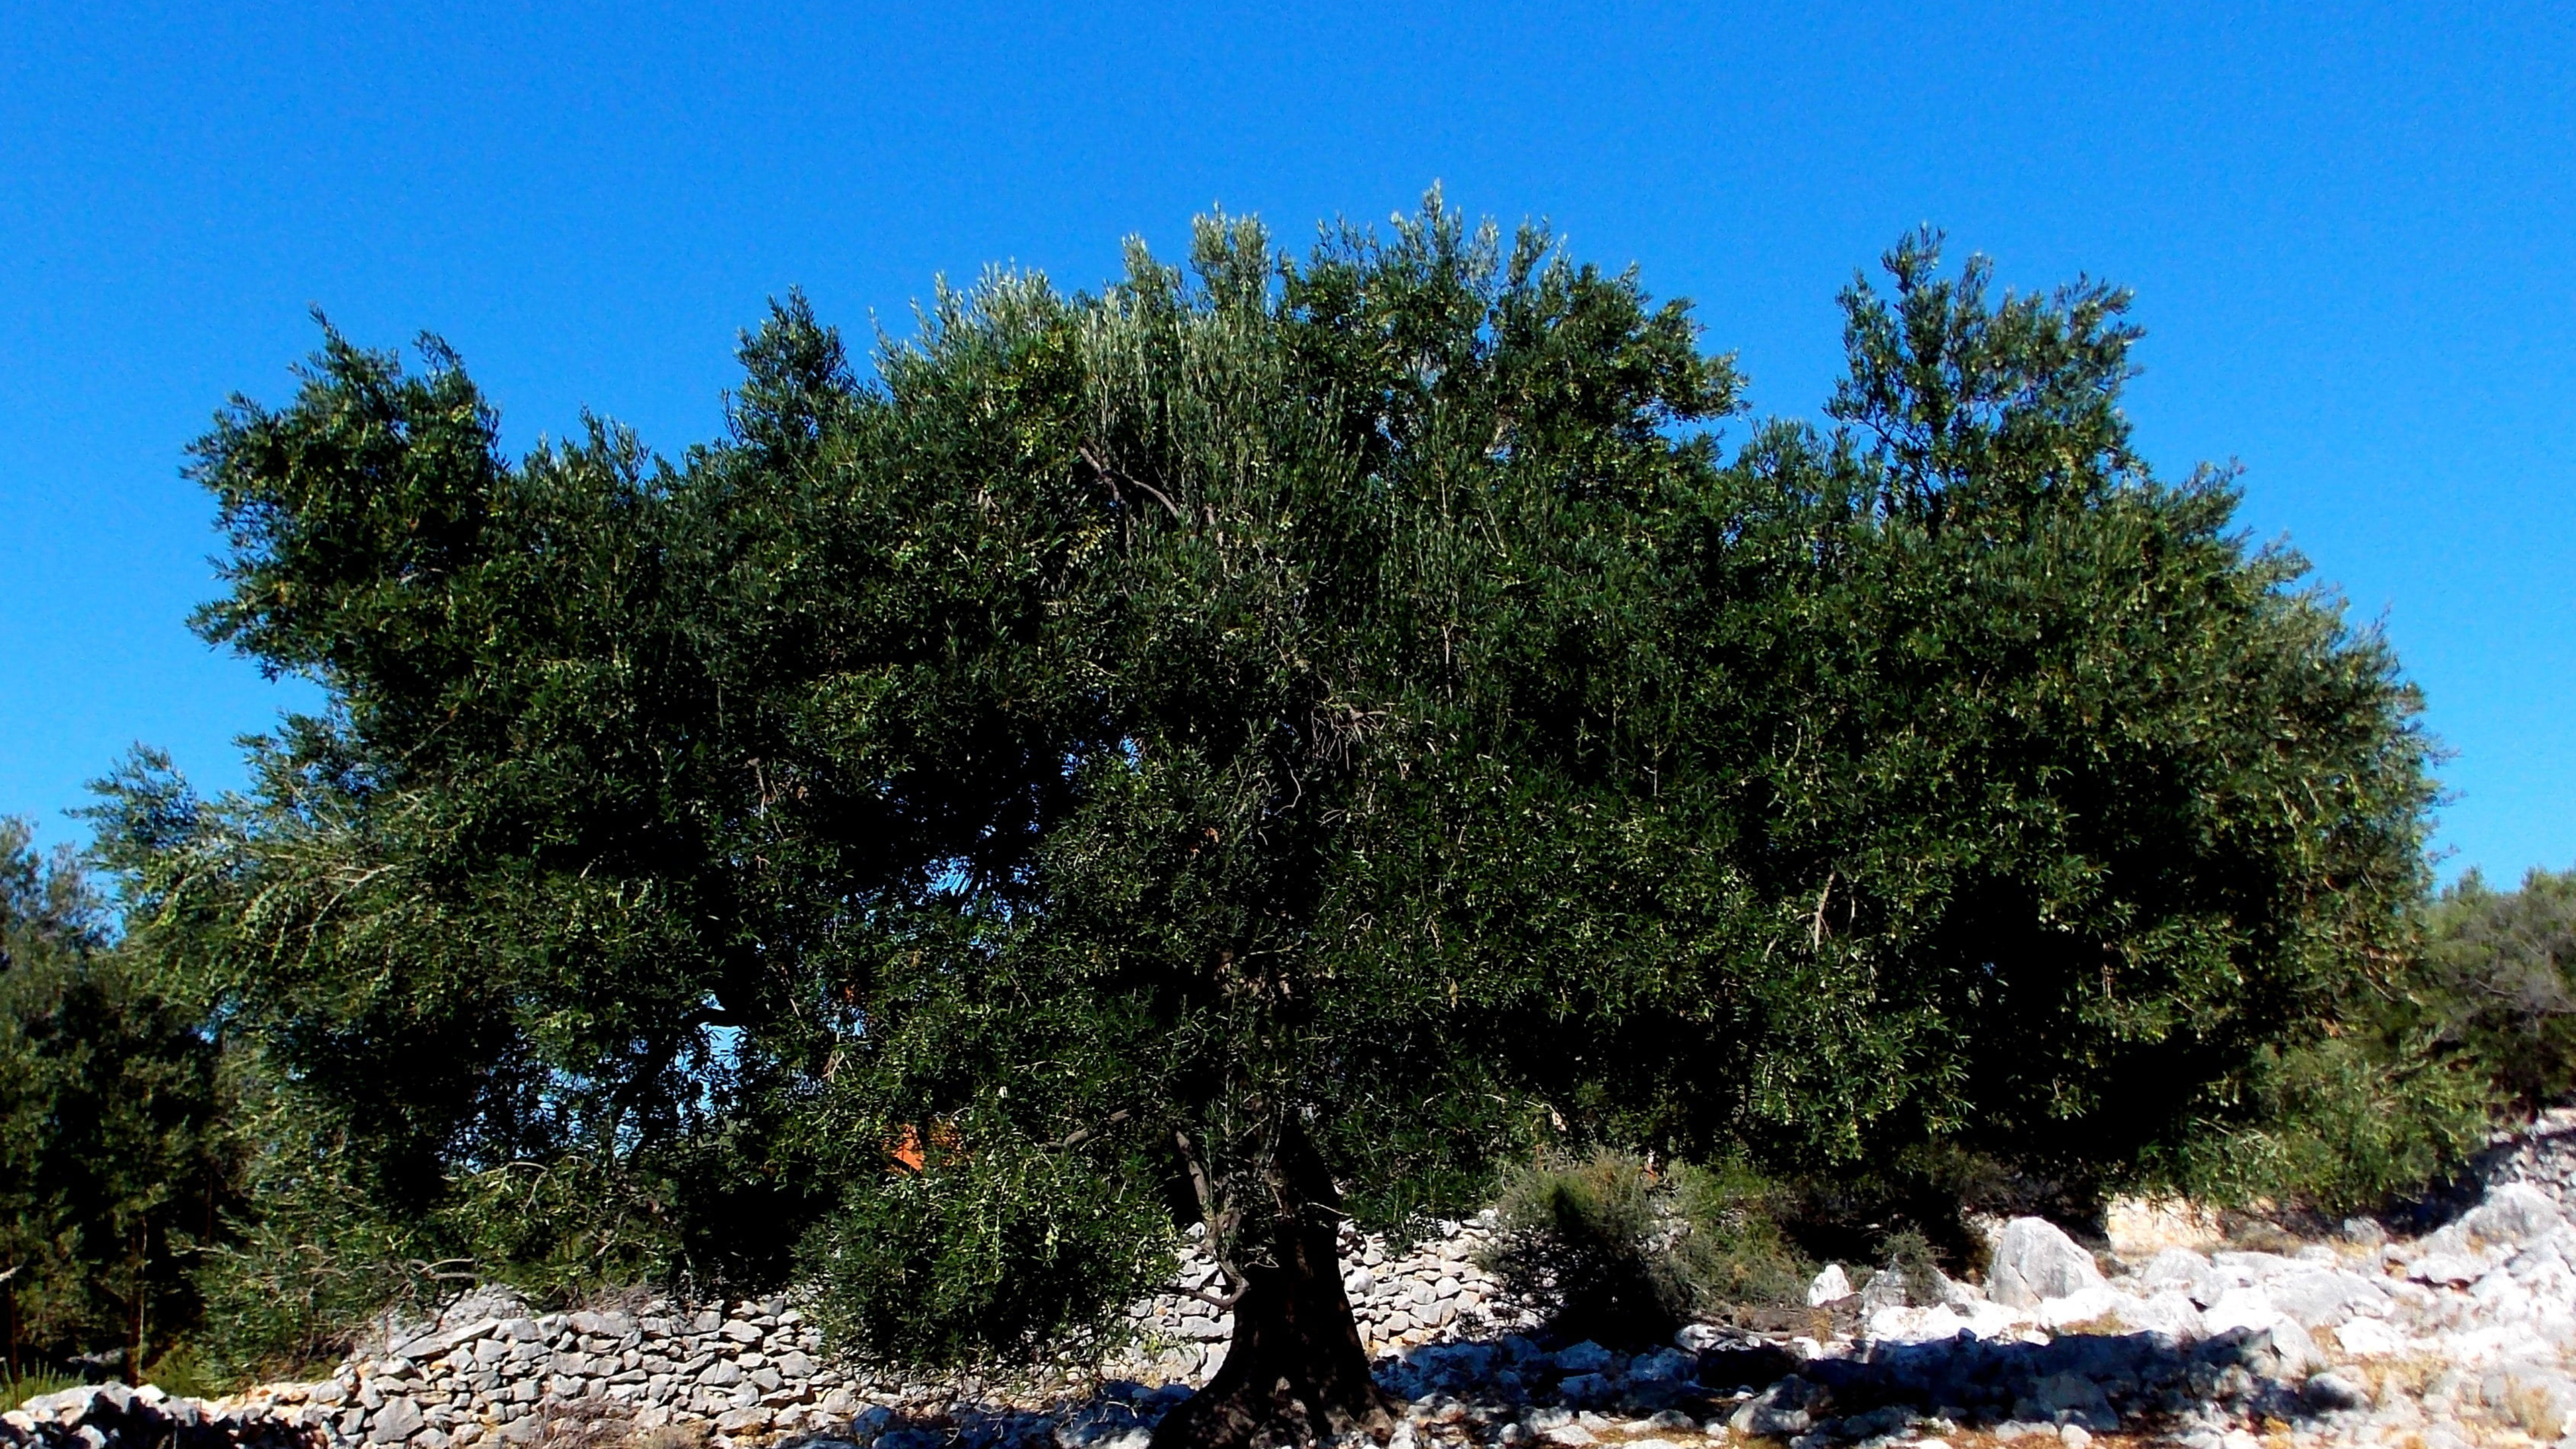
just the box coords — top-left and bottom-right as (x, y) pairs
(189, 1091), (733, 1381)
(1492, 1151), (1690, 1343)
(1489, 1150), (1813, 1343)
(2153, 1032), (2494, 1217)
(1873, 1228), (1947, 1305)
(1, 1368), (83, 1411)
(2423, 867), (2576, 1112)
(189, 1115), (449, 1381)
(797, 1124), (1175, 1368)
(1664, 1159), (1815, 1311)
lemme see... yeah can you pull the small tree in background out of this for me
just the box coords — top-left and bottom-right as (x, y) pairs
(0, 818), (235, 1379)
(103, 202), (2437, 1444)
(2424, 866), (2576, 1110)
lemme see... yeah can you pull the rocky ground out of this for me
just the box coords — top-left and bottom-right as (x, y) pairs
(10, 1114), (2576, 1449)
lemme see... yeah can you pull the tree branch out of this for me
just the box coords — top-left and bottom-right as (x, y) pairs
(1172, 1127), (1246, 1290)
(1080, 446), (1182, 520)
(1053, 1108), (1132, 1152)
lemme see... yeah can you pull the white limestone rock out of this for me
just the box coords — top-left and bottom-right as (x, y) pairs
(1988, 1218), (2106, 1308)
(2465, 1183), (2565, 1246)
(1807, 1264), (1853, 1305)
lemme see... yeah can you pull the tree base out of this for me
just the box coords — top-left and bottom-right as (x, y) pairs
(1148, 1230), (1392, 1449)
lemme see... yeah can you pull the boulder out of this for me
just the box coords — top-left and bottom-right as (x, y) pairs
(1989, 1219), (2105, 1308)
(2036, 1287), (2125, 1330)
(2304, 1371), (2369, 1413)
(2137, 1246), (2215, 1301)
(1727, 1378), (1817, 1438)
(1860, 1269), (1911, 1312)
(2464, 1184), (2565, 1246)
(2265, 1267), (2388, 1328)
(1807, 1264), (1854, 1305)
(1556, 1373), (1617, 1407)
(2027, 1371), (2114, 1426)
(1673, 1323), (1730, 1353)
(2198, 1287), (2279, 1337)
(2332, 1318), (2405, 1357)
(1627, 1348), (1695, 1383)
(2108, 1289), (2204, 1338)
(2407, 1253), (2485, 1287)
(1552, 1341), (1615, 1373)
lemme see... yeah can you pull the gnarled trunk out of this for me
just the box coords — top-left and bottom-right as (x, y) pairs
(1150, 1124), (1393, 1449)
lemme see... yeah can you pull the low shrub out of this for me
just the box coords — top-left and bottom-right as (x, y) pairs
(1, 1368), (83, 1412)
(1487, 1150), (1815, 1344)
(1874, 1228), (1946, 1305)
(1664, 1158), (1815, 1311)
(2151, 1032), (2494, 1218)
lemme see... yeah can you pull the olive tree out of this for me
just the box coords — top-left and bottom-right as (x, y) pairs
(117, 204), (2432, 1446)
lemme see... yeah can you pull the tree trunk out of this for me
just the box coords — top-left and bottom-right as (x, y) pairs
(1150, 1125), (1393, 1449)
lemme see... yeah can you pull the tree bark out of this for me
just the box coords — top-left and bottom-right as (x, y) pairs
(1149, 1123), (1393, 1449)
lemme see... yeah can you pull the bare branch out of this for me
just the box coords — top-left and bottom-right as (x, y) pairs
(1053, 1108), (1133, 1152)
(1080, 446), (1183, 520)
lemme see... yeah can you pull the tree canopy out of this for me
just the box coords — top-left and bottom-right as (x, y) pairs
(91, 200), (2437, 1440)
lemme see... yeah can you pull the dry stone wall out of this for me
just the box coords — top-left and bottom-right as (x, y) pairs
(227, 1298), (860, 1445)
(1122, 1212), (1529, 1385)
(0, 1215), (1525, 1449)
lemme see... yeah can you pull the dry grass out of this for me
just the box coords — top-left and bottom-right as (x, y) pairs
(566, 1283), (661, 1317)
(527, 1401), (643, 1449)
(631, 1423), (712, 1449)
(2346, 1353), (2448, 1404)
(2501, 1379), (2570, 1442)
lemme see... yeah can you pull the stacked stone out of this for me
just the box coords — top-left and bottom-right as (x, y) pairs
(1121, 1212), (1532, 1384)
(2483, 1106), (2576, 1199)
(1338, 1215), (1531, 1354)
(227, 1299), (865, 1446)
(4, 1383), (319, 1449)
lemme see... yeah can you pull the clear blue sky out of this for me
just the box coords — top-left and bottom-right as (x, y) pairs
(3, 3), (2568, 882)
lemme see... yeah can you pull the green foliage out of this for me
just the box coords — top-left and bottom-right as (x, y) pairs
(799, 1120), (1175, 1368)
(2422, 866), (2576, 1111)
(1, 1368), (83, 1411)
(1654, 231), (2436, 1183)
(2141, 867), (2573, 1217)
(2153, 1032), (2493, 1216)
(1490, 1151), (1813, 1341)
(182, 1083), (474, 1382)
(1874, 1230), (1945, 1306)
(138, 1344), (226, 1401)
(103, 199), (2443, 1371)
(1662, 1159), (1815, 1312)
(1493, 1152), (1690, 1342)
(0, 818), (235, 1375)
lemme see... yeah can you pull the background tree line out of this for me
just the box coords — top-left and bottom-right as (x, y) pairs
(2, 201), (2566, 1431)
